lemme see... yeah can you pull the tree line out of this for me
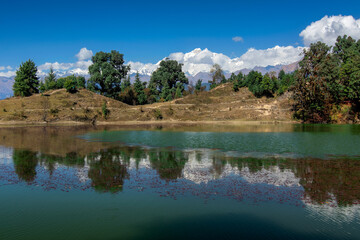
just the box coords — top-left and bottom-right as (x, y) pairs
(293, 35), (360, 123)
(12, 51), (190, 105)
(11, 34), (360, 123)
(208, 64), (295, 97)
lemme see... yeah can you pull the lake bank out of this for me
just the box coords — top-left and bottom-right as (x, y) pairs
(0, 119), (300, 127)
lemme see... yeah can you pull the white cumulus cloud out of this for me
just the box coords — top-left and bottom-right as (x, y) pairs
(129, 46), (305, 76)
(38, 62), (74, 71)
(0, 45), (305, 79)
(300, 15), (360, 46)
(0, 71), (16, 78)
(37, 49), (94, 77)
(76, 47), (93, 61)
(0, 66), (12, 71)
(232, 36), (244, 42)
(238, 46), (305, 68)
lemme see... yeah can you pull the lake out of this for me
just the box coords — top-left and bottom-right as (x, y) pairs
(0, 124), (359, 240)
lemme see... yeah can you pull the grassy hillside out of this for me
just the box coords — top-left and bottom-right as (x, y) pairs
(0, 83), (295, 124)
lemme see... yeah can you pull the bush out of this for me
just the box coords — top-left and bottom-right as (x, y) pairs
(64, 79), (77, 93)
(153, 109), (163, 120)
(50, 108), (59, 115)
(102, 101), (109, 119)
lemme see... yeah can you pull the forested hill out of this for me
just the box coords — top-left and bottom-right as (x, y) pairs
(0, 62), (299, 101)
(2, 35), (360, 124)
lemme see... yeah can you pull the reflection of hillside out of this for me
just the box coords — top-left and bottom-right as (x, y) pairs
(293, 159), (360, 206)
(305, 194), (360, 223)
(0, 126), (113, 157)
(229, 157), (360, 206)
(3, 144), (360, 207)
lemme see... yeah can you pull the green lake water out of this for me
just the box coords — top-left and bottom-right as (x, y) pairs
(0, 124), (359, 240)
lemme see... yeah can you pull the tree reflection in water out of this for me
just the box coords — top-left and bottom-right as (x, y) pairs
(149, 150), (187, 180)
(13, 149), (38, 182)
(7, 146), (360, 206)
(87, 148), (129, 193)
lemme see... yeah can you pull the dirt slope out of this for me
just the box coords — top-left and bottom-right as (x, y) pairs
(0, 83), (295, 124)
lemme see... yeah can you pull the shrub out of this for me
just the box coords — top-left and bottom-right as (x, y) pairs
(153, 109), (163, 120)
(102, 101), (109, 119)
(64, 79), (77, 93)
(50, 108), (59, 114)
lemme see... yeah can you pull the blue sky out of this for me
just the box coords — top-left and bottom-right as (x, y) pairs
(1, 0), (360, 75)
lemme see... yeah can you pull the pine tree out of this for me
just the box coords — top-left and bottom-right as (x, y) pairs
(44, 66), (57, 91)
(195, 79), (202, 91)
(160, 81), (171, 101)
(133, 72), (147, 105)
(175, 84), (183, 98)
(122, 75), (131, 92)
(13, 60), (39, 97)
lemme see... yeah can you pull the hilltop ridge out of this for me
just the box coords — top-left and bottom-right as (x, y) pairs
(0, 83), (295, 124)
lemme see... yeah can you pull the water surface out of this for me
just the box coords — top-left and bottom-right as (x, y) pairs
(0, 124), (359, 240)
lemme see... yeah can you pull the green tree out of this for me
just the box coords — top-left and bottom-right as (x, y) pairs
(44, 67), (57, 91)
(76, 76), (86, 89)
(333, 35), (356, 63)
(64, 77), (78, 93)
(88, 50), (130, 99)
(146, 81), (158, 103)
(160, 81), (172, 101)
(228, 73), (236, 82)
(149, 59), (188, 99)
(56, 77), (67, 89)
(260, 73), (276, 97)
(278, 69), (286, 81)
(277, 71), (296, 95)
(293, 42), (334, 122)
(133, 72), (147, 105)
(102, 101), (109, 119)
(175, 82), (184, 98)
(246, 71), (263, 97)
(195, 79), (202, 91)
(332, 36), (360, 104)
(39, 82), (46, 93)
(13, 60), (39, 97)
(122, 75), (131, 92)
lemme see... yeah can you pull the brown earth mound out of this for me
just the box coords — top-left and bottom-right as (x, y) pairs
(0, 83), (295, 124)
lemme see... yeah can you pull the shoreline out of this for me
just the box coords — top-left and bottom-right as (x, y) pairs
(0, 119), (301, 127)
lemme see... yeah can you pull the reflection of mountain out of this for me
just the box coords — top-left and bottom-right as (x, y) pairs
(305, 194), (360, 223)
(2, 145), (359, 210)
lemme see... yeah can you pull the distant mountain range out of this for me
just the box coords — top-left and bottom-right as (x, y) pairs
(0, 77), (14, 99)
(0, 62), (299, 100)
(186, 61), (299, 83)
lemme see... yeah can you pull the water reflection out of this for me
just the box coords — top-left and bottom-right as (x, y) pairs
(87, 149), (129, 193)
(13, 150), (38, 182)
(3, 145), (360, 209)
